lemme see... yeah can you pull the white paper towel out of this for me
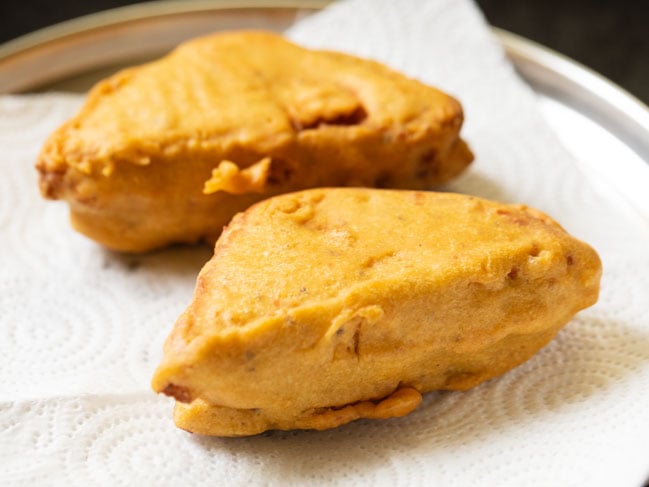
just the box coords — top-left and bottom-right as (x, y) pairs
(2, 0), (649, 485)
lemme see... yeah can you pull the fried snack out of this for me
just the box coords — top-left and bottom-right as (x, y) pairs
(36, 31), (473, 252)
(152, 188), (601, 436)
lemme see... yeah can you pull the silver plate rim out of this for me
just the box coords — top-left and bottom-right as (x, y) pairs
(494, 27), (649, 162)
(0, 0), (332, 59)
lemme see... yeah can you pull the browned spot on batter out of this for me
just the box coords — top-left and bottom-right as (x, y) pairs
(412, 191), (426, 206)
(266, 158), (296, 186)
(163, 383), (192, 403)
(37, 167), (67, 199)
(332, 316), (363, 360)
(352, 327), (360, 356)
(420, 148), (437, 164)
(566, 255), (574, 266)
(74, 194), (98, 206)
(507, 266), (519, 279)
(416, 148), (439, 179)
(497, 208), (531, 226)
(360, 250), (396, 270)
(298, 105), (367, 131)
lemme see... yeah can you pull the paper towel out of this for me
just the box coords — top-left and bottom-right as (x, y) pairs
(1, 0), (649, 485)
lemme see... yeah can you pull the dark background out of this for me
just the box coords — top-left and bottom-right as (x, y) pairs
(1, 0), (648, 104)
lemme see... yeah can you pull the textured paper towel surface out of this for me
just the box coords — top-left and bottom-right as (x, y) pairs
(2, 0), (649, 485)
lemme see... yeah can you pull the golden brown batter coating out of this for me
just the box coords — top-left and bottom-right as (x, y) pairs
(36, 31), (473, 252)
(152, 188), (601, 436)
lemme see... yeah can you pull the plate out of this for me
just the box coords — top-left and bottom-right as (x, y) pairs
(1, 2), (648, 485)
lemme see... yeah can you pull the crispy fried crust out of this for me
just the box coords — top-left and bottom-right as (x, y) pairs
(173, 387), (423, 437)
(152, 189), (601, 436)
(36, 31), (472, 252)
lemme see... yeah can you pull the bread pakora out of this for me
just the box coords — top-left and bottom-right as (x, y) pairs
(36, 31), (473, 252)
(152, 188), (601, 436)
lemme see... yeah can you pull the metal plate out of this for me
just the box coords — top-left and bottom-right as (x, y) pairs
(0, 0), (330, 93)
(1, 4), (648, 483)
(1, 0), (648, 214)
(497, 29), (649, 220)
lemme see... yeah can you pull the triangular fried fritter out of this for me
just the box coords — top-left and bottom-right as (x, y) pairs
(152, 188), (601, 436)
(37, 31), (472, 252)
